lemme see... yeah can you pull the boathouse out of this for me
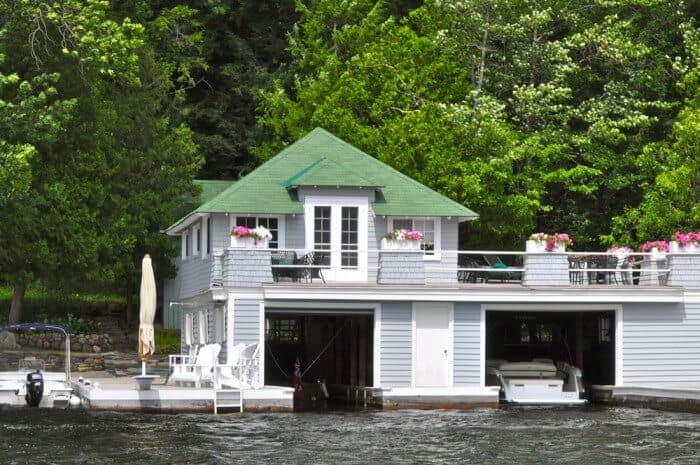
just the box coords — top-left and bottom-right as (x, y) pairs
(162, 128), (700, 409)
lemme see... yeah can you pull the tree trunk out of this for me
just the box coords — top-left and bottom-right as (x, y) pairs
(8, 282), (27, 324)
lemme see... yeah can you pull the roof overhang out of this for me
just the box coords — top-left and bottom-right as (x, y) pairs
(164, 212), (208, 235)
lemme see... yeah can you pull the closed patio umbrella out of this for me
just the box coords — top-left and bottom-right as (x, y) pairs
(138, 254), (156, 376)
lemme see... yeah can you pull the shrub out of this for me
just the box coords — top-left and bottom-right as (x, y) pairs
(155, 328), (180, 354)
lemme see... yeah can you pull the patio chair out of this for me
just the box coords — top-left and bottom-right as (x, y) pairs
(482, 255), (521, 283)
(458, 256), (485, 283)
(297, 252), (326, 283)
(215, 343), (262, 389)
(169, 343), (221, 388)
(271, 250), (298, 282)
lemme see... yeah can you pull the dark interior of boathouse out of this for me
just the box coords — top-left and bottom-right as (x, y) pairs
(264, 310), (374, 409)
(486, 310), (616, 389)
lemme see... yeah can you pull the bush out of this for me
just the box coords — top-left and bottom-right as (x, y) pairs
(155, 328), (180, 354)
(49, 313), (101, 334)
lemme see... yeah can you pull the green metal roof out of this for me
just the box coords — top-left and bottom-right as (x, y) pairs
(181, 128), (477, 221)
(166, 180), (235, 232)
(282, 158), (382, 189)
(195, 179), (235, 203)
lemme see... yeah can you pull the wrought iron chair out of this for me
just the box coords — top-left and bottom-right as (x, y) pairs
(271, 250), (298, 282)
(297, 252), (326, 283)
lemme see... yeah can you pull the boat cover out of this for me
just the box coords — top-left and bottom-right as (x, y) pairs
(497, 361), (557, 378)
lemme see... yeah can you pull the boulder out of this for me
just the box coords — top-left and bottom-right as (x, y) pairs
(0, 331), (19, 349)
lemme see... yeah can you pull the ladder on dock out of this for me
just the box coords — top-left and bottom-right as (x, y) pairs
(213, 388), (242, 414)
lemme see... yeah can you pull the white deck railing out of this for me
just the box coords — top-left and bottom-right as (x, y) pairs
(211, 247), (671, 287)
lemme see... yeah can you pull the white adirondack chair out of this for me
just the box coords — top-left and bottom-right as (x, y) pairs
(170, 343), (221, 388)
(215, 343), (261, 389)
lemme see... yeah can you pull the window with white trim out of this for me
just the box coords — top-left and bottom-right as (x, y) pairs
(192, 223), (201, 255)
(235, 216), (281, 249)
(206, 217), (212, 255)
(388, 217), (441, 259)
(181, 232), (189, 259)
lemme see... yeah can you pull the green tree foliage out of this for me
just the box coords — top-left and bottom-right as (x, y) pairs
(611, 23), (700, 244)
(185, 0), (299, 178)
(0, 0), (201, 323)
(256, 0), (696, 249)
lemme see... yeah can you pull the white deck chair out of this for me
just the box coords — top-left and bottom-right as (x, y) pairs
(215, 343), (261, 389)
(168, 344), (200, 382)
(169, 343), (221, 388)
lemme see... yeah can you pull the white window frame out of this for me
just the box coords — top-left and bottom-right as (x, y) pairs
(304, 195), (369, 281)
(229, 214), (286, 249)
(181, 231), (189, 260)
(387, 217), (441, 261)
(192, 223), (201, 256)
(201, 214), (210, 258)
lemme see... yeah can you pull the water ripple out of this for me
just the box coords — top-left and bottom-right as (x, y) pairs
(0, 406), (698, 464)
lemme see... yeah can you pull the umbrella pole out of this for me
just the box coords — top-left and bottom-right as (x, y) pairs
(142, 361), (146, 376)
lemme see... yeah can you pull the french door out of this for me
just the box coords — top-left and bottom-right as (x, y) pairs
(304, 196), (368, 281)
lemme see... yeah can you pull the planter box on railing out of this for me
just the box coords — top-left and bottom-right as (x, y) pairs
(666, 243), (700, 288)
(380, 238), (421, 250)
(525, 240), (566, 253)
(230, 236), (269, 248)
(377, 239), (425, 285)
(522, 241), (569, 285)
(669, 241), (700, 254)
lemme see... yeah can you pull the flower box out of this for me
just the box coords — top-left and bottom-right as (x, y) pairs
(669, 241), (700, 254)
(526, 233), (572, 253)
(526, 240), (566, 253)
(381, 238), (421, 250)
(230, 225), (272, 248)
(231, 235), (269, 248)
(670, 232), (700, 253)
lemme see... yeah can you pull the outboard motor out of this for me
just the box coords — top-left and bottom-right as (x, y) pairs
(25, 370), (44, 407)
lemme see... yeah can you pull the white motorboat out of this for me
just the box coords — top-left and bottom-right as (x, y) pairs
(0, 323), (80, 408)
(487, 358), (586, 405)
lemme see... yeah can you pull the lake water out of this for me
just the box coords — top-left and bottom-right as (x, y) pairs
(1, 406), (698, 464)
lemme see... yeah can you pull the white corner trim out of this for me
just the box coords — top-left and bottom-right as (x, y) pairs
(479, 306), (486, 388)
(616, 306), (624, 386)
(259, 301), (266, 387)
(226, 294), (235, 365)
(411, 303), (416, 388)
(448, 303), (454, 387)
(373, 305), (382, 388)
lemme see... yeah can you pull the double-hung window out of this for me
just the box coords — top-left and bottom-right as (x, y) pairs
(234, 216), (282, 249)
(389, 217), (441, 259)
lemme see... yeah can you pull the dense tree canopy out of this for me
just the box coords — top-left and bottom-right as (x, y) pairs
(1, 0), (699, 322)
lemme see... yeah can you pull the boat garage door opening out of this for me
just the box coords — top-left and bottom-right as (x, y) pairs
(486, 310), (616, 393)
(264, 309), (374, 410)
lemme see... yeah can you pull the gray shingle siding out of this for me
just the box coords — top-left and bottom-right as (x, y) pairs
(285, 214), (305, 249)
(522, 254), (570, 286)
(222, 249), (273, 287)
(425, 218), (460, 284)
(380, 302), (412, 387)
(178, 256), (213, 298)
(623, 302), (700, 385)
(666, 255), (700, 288)
(453, 303), (481, 386)
(377, 252), (425, 284)
(211, 213), (230, 249)
(234, 299), (261, 345)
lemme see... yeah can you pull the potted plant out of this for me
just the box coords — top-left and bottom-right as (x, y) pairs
(380, 229), (423, 250)
(230, 225), (272, 248)
(640, 240), (670, 255)
(670, 232), (700, 253)
(526, 233), (573, 253)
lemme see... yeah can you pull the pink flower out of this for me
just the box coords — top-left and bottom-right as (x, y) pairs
(640, 240), (670, 253)
(232, 225), (253, 238)
(672, 231), (700, 246)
